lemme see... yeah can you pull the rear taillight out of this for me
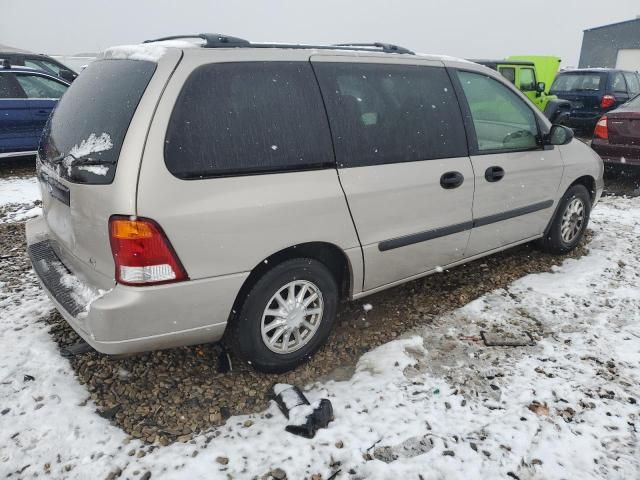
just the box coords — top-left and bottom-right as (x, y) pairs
(600, 95), (616, 109)
(594, 115), (608, 140)
(109, 216), (188, 286)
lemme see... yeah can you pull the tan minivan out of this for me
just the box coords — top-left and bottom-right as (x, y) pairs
(27, 34), (603, 372)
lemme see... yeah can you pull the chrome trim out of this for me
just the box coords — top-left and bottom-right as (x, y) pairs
(0, 150), (37, 159)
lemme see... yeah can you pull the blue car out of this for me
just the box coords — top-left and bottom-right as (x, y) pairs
(0, 65), (69, 159)
(550, 68), (640, 134)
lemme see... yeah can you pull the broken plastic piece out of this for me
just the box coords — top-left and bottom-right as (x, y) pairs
(271, 384), (334, 438)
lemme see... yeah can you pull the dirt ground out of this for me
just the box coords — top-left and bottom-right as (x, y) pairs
(1, 156), (639, 445)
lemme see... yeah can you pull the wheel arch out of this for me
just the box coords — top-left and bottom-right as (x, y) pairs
(228, 242), (353, 323)
(544, 176), (595, 236)
(569, 175), (597, 202)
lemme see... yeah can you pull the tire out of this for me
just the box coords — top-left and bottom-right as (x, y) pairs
(227, 258), (338, 373)
(538, 184), (591, 254)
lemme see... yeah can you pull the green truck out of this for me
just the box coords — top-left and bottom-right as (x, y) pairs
(472, 55), (571, 123)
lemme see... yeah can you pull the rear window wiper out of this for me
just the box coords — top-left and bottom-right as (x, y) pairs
(50, 153), (116, 167)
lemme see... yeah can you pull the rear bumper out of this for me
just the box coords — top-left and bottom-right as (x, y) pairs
(564, 114), (601, 132)
(591, 140), (640, 166)
(26, 216), (247, 355)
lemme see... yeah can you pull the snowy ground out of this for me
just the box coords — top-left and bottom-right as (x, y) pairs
(0, 177), (639, 479)
(0, 177), (41, 224)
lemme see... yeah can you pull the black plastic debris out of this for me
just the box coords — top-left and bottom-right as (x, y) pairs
(271, 384), (333, 438)
(481, 331), (535, 347)
(60, 341), (93, 358)
(217, 349), (233, 374)
(96, 404), (122, 421)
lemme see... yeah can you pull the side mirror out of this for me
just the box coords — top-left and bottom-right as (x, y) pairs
(59, 69), (76, 82)
(536, 82), (546, 93)
(546, 124), (574, 146)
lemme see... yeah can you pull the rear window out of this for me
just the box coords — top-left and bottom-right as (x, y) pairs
(626, 94), (640, 108)
(624, 72), (640, 95)
(550, 72), (605, 92)
(165, 62), (334, 179)
(313, 63), (467, 168)
(39, 59), (156, 184)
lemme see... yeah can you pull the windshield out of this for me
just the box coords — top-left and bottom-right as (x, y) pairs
(38, 59), (156, 184)
(551, 72), (605, 92)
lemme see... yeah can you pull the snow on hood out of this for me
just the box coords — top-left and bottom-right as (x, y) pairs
(102, 39), (202, 62)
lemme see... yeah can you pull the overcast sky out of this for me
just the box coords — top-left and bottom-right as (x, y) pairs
(2, 0), (639, 65)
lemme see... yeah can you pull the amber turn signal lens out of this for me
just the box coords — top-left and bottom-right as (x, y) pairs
(110, 219), (154, 239)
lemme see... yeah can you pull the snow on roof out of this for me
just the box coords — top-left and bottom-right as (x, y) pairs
(101, 39), (203, 62)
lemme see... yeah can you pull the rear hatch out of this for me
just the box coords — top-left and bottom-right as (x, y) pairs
(607, 99), (640, 146)
(550, 71), (607, 116)
(37, 51), (180, 290)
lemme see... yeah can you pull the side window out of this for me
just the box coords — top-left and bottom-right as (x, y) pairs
(165, 62), (334, 178)
(499, 67), (516, 85)
(611, 72), (628, 94)
(314, 63), (467, 168)
(456, 70), (539, 153)
(519, 68), (536, 91)
(623, 72), (640, 95)
(15, 74), (67, 99)
(0, 73), (26, 98)
(25, 59), (59, 76)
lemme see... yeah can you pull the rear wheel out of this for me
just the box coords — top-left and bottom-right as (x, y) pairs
(538, 184), (591, 254)
(228, 258), (338, 373)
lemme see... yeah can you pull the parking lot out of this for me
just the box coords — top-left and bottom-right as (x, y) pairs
(1, 157), (639, 478)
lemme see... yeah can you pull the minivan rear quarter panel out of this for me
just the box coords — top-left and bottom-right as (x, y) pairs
(137, 49), (363, 291)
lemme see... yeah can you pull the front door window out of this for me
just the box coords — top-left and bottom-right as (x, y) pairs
(457, 71), (539, 152)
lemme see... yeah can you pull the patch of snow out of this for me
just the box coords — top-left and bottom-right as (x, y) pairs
(52, 261), (108, 315)
(363, 303), (373, 312)
(0, 177), (40, 206)
(0, 176), (42, 224)
(102, 40), (202, 62)
(77, 165), (109, 176)
(65, 133), (112, 162)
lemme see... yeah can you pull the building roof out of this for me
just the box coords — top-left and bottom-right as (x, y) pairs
(584, 17), (640, 32)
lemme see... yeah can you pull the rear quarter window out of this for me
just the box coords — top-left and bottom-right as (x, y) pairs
(165, 62), (334, 179)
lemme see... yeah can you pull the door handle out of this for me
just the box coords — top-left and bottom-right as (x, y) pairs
(485, 166), (505, 182)
(440, 171), (464, 189)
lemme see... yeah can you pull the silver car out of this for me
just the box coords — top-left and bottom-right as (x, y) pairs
(26, 34), (604, 372)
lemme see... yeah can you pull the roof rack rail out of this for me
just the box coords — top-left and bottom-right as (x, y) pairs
(143, 33), (251, 48)
(143, 34), (414, 55)
(333, 42), (414, 55)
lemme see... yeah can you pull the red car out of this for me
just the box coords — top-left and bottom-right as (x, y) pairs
(592, 95), (640, 167)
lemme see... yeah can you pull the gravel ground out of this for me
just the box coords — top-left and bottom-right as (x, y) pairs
(0, 156), (637, 447)
(603, 164), (640, 197)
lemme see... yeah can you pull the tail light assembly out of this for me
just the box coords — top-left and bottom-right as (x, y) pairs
(594, 115), (608, 140)
(109, 216), (188, 286)
(600, 95), (616, 109)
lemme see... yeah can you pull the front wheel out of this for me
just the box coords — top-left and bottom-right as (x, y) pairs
(538, 184), (592, 254)
(227, 258), (338, 373)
